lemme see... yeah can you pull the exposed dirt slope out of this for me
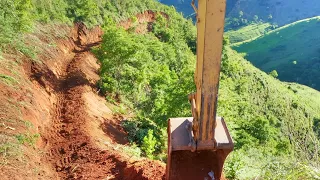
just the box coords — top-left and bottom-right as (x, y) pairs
(0, 23), (165, 179)
(119, 10), (168, 34)
(40, 24), (165, 179)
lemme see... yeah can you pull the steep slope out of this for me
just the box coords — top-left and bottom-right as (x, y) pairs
(41, 24), (165, 179)
(94, 8), (320, 180)
(0, 23), (165, 179)
(0, 24), (75, 179)
(219, 47), (320, 179)
(233, 17), (320, 90)
(1, 0), (320, 179)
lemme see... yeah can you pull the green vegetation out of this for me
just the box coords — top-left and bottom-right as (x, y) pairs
(0, 0), (196, 162)
(1, 0), (320, 179)
(141, 130), (157, 159)
(233, 17), (320, 90)
(0, 0), (68, 60)
(159, 0), (238, 18)
(0, 0), (34, 54)
(225, 23), (274, 44)
(161, 0), (320, 31)
(226, 0), (320, 26)
(94, 5), (196, 159)
(0, 74), (20, 87)
(15, 133), (40, 146)
(0, 135), (23, 165)
(158, 0), (194, 17)
(93, 2), (320, 178)
(159, 0), (270, 30)
(224, 10), (260, 30)
(220, 47), (320, 179)
(269, 70), (278, 78)
(1, 0), (173, 58)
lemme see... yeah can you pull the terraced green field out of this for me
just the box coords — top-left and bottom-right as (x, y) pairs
(232, 17), (320, 90)
(225, 23), (272, 44)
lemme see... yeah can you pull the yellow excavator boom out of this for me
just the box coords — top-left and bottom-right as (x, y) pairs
(166, 0), (234, 179)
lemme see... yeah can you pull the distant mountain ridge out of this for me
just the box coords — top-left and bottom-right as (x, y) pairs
(159, 0), (320, 26)
(158, 0), (238, 17)
(229, 0), (320, 26)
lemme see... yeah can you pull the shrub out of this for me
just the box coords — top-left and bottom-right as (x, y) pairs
(141, 130), (157, 159)
(15, 133), (40, 146)
(269, 70), (279, 78)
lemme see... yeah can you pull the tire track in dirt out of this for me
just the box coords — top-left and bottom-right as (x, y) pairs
(42, 24), (165, 179)
(45, 48), (125, 179)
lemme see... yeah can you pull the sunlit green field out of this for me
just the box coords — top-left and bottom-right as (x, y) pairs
(225, 23), (272, 44)
(233, 17), (320, 90)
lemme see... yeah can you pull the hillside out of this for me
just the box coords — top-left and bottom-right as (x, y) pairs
(94, 5), (320, 179)
(0, 22), (166, 180)
(233, 17), (320, 90)
(159, 0), (238, 17)
(225, 22), (272, 44)
(158, 0), (195, 17)
(0, 0), (173, 179)
(219, 47), (320, 179)
(1, 0), (320, 180)
(228, 0), (320, 26)
(160, 0), (320, 27)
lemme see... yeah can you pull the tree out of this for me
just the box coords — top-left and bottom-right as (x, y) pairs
(231, 18), (240, 27)
(65, 0), (101, 27)
(0, 0), (34, 48)
(239, 11), (244, 18)
(241, 18), (248, 25)
(32, 0), (69, 23)
(269, 70), (278, 78)
(253, 15), (259, 22)
(271, 23), (278, 30)
(152, 13), (172, 42)
(141, 130), (157, 159)
(14, 0), (34, 31)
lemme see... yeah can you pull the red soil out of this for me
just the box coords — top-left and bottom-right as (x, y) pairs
(40, 23), (166, 179)
(119, 10), (169, 34)
(0, 23), (165, 179)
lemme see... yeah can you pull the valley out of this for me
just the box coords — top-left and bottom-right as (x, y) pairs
(161, 0), (320, 26)
(233, 17), (320, 90)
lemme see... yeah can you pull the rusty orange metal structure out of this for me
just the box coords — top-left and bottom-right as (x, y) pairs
(166, 0), (234, 179)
